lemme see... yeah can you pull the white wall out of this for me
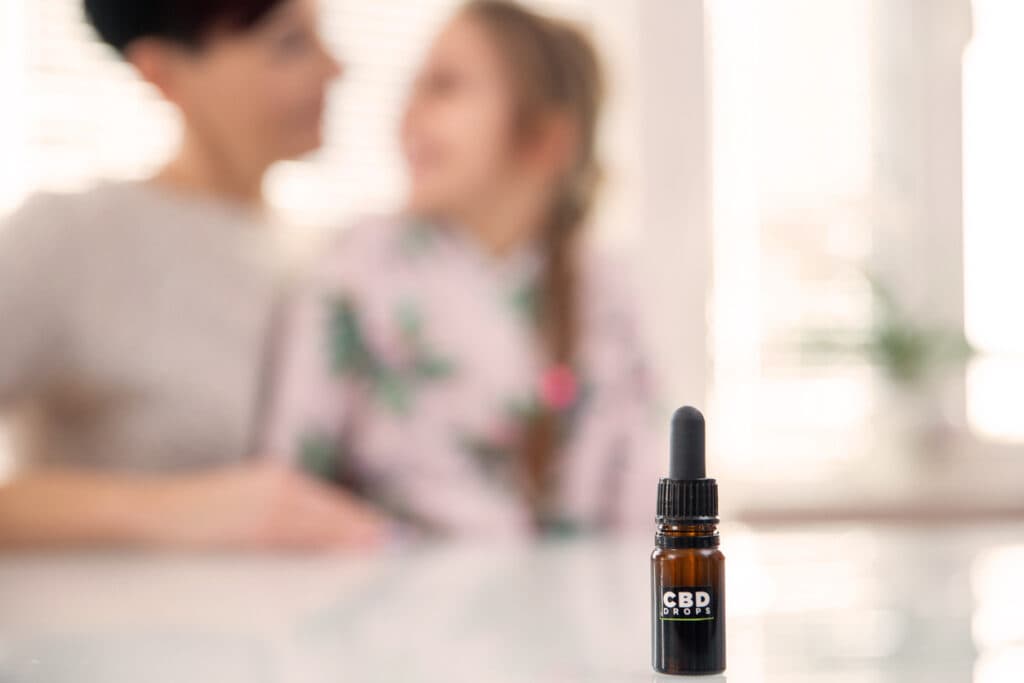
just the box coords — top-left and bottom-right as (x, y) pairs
(0, 0), (27, 212)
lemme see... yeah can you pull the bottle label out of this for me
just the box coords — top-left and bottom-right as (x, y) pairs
(653, 584), (724, 673)
(658, 586), (715, 622)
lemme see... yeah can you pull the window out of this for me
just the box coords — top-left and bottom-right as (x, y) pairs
(708, 0), (876, 477)
(963, 0), (1024, 443)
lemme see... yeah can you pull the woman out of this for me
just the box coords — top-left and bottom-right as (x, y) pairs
(267, 1), (658, 537)
(0, 0), (382, 549)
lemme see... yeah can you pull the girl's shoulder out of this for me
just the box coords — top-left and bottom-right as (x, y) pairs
(320, 213), (428, 259)
(305, 213), (427, 289)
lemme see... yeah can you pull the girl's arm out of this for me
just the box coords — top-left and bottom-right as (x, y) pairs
(589, 259), (662, 531)
(260, 243), (361, 479)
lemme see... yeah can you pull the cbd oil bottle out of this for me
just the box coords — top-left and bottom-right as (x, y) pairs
(651, 406), (726, 675)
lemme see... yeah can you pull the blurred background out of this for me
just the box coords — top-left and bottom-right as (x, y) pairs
(1, 2), (1023, 681)
(0, 0), (1020, 515)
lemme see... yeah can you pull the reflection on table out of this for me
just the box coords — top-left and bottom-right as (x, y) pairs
(0, 524), (1022, 682)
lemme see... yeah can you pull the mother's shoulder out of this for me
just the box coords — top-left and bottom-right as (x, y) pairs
(0, 184), (112, 246)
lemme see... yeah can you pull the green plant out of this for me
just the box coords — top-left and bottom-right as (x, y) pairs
(802, 274), (974, 387)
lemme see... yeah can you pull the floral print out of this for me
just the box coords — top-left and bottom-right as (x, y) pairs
(265, 215), (659, 537)
(328, 297), (454, 415)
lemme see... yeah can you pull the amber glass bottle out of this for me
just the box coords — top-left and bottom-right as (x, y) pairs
(651, 407), (726, 675)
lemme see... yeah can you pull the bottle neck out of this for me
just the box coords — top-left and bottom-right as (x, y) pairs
(655, 521), (720, 549)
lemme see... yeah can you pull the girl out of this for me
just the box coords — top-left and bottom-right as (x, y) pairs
(268, 0), (658, 537)
(0, 0), (382, 548)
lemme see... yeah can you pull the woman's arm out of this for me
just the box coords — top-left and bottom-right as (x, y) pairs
(0, 195), (68, 407)
(0, 462), (386, 550)
(0, 201), (385, 550)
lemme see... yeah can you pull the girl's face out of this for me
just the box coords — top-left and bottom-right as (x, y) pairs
(401, 15), (526, 219)
(146, 0), (341, 168)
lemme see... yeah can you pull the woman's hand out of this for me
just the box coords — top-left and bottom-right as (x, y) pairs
(0, 462), (390, 551)
(152, 462), (389, 551)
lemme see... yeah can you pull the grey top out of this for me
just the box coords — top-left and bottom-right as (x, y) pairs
(0, 181), (285, 472)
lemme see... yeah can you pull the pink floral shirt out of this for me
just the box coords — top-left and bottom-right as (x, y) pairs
(265, 216), (659, 538)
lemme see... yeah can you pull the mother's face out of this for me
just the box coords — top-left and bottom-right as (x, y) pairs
(134, 0), (342, 169)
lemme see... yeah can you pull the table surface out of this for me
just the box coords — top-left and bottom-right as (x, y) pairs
(1, 523), (1022, 683)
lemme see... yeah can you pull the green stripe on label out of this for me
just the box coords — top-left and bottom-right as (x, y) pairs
(659, 617), (715, 622)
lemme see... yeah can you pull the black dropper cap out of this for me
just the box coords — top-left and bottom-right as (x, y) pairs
(657, 406), (718, 523)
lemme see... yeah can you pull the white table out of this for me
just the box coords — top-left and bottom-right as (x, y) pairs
(1, 523), (1022, 682)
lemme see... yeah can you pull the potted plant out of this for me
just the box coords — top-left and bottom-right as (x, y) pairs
(802, 274), (974, 468)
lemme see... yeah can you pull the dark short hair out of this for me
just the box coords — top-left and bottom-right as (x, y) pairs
(83, 0), (286, 53)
